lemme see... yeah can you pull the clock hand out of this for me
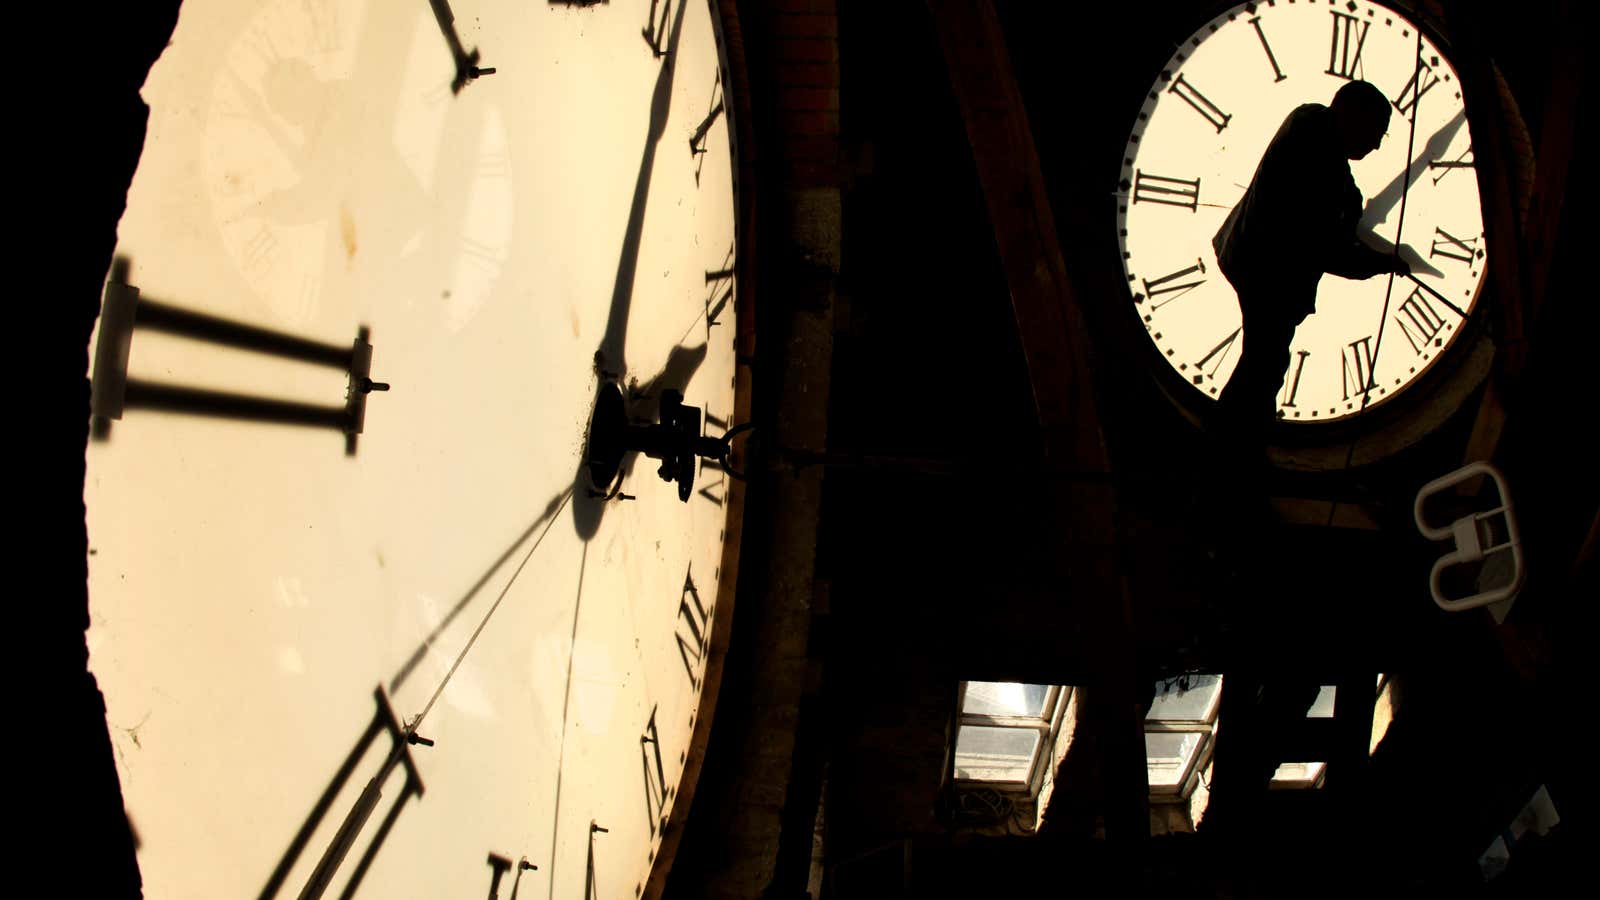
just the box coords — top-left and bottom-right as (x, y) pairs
(1403, 271), (1469, 319)
(1360, 27), (1427, 409)
(1329, 28), (1426, 525)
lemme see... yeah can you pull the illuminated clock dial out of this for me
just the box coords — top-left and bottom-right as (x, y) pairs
(1117, 0), (1485, 422)
(85, 1), (747, 898)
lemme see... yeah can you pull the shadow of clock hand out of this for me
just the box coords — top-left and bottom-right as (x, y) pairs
(388, 487), (573, 694)
(592, 0), (689, 381)
(1362, 109), (1466, 226)
(570, 340), (708, 540)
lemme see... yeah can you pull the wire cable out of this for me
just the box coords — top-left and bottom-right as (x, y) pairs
(1327, 28), (1425, 527)
(406, 487), (575, 737)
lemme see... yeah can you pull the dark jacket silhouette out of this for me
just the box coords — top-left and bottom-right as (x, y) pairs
(1211, 96), (1400, 438)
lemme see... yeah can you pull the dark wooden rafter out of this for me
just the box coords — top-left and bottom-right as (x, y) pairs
(923, 0), (1108, 475)
(926, 0), (1145, 841)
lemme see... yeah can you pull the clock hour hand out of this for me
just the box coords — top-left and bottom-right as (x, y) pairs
(425, 0), (495, 94)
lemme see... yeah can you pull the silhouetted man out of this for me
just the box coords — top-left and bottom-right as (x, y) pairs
(1210, 80), (1410, 448)
(1199, 81), (1409, 843)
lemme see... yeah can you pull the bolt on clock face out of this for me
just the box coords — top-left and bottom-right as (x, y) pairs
(1116, 0), (1486, 422)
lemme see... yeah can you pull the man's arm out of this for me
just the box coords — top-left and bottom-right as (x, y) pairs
(1325, 238), (1407, 279)
(1319, 170), (1408, 279)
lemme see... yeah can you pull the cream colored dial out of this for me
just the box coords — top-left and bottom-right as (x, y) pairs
(1117, 0), (1486, 422)
(85, 1), (742, 897)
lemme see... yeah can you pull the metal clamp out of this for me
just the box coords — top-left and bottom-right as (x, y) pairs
(1413, 461), (1524, 615)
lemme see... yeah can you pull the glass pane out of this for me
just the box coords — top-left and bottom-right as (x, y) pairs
(962, 681), (1051, 719)
(1145, 730), (1203, 788)
(1307, 685), (1337, 718)
(1147, 674), (1221, 722)
(953, 725), (1040, 782)
(1272, 762), (1325, 785)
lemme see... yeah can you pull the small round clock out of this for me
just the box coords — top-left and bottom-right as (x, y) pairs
(1116, 0), (1487, 426)
(84, 1), (748, 898)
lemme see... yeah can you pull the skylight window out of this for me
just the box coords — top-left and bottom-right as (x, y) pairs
(952, 681), (1069, 790)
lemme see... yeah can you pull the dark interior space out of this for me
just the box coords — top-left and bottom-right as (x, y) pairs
(45, 1), (1587, 898)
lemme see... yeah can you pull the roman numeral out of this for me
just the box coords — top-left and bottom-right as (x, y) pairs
(1194, 326), (1241, 384)
(1429, 227), (1479, 265)
(1395, 288), (1448, 355)
(1139, 258), (1207, 309)
(1393, 57), (1441, 117)
(691, 71), (725, 185)
(1341, 335), (1376, 401)
(706, 254), (735, 334)
(675, 569), (711, 690)
(1326, 12), (1369, 80)
(643, 0), (673, 57)
(697, 459), (727, 507)
(1167, 73), (1231, 132)
(258, 688), (426, 900)
(1430, 146), (1474, 185)
(1250, 16), (1287, 83)
(1280, 349), (1310, 409)
(640, 707), (670, 837)
(1132, 170), (1201, 211)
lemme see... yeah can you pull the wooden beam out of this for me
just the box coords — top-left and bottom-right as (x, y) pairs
(927, 0), (1139, 843)
(924, 0), (1107, 473)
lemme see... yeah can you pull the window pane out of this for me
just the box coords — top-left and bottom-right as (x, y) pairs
(962, 681), (1051, 719)
(953, 725), (1040, 782)
(1145, 730), (1203, 788)
(1272, 762), (1325, 785)
(1146, 675), (1221, 722)
(1307, 685), (1336, 718)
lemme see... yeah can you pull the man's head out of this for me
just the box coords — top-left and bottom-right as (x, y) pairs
(1331, 80), (1393, 159)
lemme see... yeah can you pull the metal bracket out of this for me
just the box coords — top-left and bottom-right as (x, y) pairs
(1414, 461), (1524, 618)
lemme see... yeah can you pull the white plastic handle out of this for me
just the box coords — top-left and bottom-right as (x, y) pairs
(1413, 461), (1524, 612)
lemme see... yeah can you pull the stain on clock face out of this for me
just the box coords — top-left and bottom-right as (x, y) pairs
(1117, 0), (1486, 422)
(205, 0), (511, 333)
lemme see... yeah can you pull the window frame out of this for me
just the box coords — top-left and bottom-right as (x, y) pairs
(952, 681), (1072, 795)
(1144, 674), (1224, 800)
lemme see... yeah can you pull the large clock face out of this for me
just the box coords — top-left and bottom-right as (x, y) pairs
(85, 1), (743, 898)
(1117, 0), (1486, 423)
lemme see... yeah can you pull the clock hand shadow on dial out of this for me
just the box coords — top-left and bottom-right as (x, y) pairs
(1347, 112), (1464, 282)
(1359, 110), (1466, 231)
(591, 0), (689, 383)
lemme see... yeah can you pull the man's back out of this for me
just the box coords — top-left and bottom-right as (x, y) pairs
(1213, 103), (1362, 316)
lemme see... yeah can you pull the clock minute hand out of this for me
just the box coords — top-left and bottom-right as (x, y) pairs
(1347, 30), (1427, 420)
(1403, 272), (1470, 319)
